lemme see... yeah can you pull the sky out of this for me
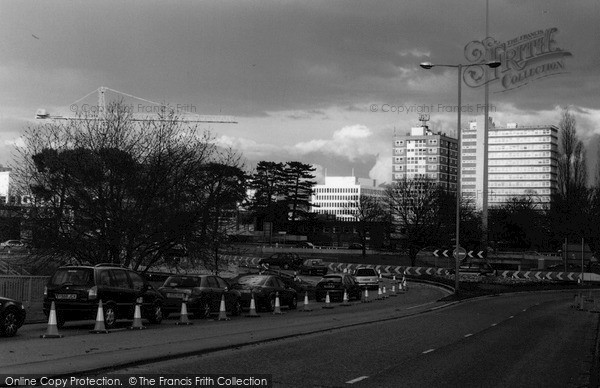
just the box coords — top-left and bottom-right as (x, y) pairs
(1, 0), (599, 184)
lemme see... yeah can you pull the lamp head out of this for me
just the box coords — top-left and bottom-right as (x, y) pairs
(419, 62), (434, 70)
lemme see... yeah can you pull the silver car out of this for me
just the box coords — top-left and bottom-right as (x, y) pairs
(353, 267), (380, 290)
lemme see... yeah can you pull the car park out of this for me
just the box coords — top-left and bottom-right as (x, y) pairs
(158, 274), (241, 318)
(353, 267), (380, 290)
(315, 274), (362, 302)
(231, 274), (297, 312)
(43, 264), (165, 329)
(258, 253), (304, 270)
(0, 296), (26, 337)
(298, 258), (328, 276)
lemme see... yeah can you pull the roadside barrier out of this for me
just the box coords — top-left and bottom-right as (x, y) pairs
(40, 301), (63, 338)
(322, 291), (334, 309)
(90, 300), (109, 334)
(246, 292), (260, 317)
(272, 292), (283, 315)
(217, 294), (230, 321)
(301, 292), (312, 312)
(340, 290), (351, 306)
(176, 295), (192, 325)
(129, 298), (146, 330)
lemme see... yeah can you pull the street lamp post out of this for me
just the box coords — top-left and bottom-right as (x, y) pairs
(419, 60), (500, 295)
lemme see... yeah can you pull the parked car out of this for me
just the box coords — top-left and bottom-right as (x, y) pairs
(258, 253), (304, 270)
(231, 274), (297, 312)
(0, 240), (25, 250)
(158, 274), (241, 318)
(298, 258), (328, 276)
(0, 296), (26, 337)
(43, 264), (164, 329)
(450, 262), (496, 276)
(295, 242), (316, 249)
(353, 267), (380, 290)
(315, 274), (362, 302)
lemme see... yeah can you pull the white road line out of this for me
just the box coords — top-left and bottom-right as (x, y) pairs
(491, 323), (497, 327)
(346, 376), (369, 384)
(422, 349), (435, 354)
(406, 301), (436, 310)
(509, 316), (514, 319)
(464, 333), (473, 337)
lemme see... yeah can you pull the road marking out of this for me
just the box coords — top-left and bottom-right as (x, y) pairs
(406, 301), (435, 310)
(346, 376), (369, 384)
(491, 323), (497, 327)
(422, 349), (435, 354)
(509, 316), (514, 319)
(464, 333), (473, 337)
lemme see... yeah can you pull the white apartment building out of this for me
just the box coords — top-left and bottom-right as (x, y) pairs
(461, 120), (559, 208)
(0, 168), (10, 204)
(311, 176), (386, 221)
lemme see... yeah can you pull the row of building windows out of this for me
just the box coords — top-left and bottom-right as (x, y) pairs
(313, 195), (359, 201)
(489, 173), (552, 180)
(489, 129), (553, 136)
(489, 136), (552, 144)
(490, 151), (551, 158)
(487, 188), (551, 195)
(489, 166), (552, 173)
(489, 144), (551, 151)
(313, 202), (358, 208)
(489, 158), (552, 166)
(314, 187), (360, 194)
(489, 181), (552, 187)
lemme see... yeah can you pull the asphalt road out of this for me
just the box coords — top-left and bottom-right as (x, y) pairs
(119, 291), (599, 388)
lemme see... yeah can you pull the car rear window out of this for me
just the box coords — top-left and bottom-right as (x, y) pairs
(320, 276), (342, 283)
(50, 268), (93, 286)
(236, 276), (267, 286)
(164, 276), (202, 288)
(355, 268), (376, 276)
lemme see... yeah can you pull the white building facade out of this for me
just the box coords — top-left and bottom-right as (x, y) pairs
(311, 176), (386, 221)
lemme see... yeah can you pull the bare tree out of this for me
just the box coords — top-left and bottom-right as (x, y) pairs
(353, 194), (388, 259)
(11, 101), (240, 272)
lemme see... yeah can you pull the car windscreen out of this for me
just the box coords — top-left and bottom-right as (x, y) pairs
(49, 268), (93, 286)
(355, 269), (376, 276)
(163, 276), (202, 288)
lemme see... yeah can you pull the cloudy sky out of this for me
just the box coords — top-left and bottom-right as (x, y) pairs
(1, 0), (599, 184)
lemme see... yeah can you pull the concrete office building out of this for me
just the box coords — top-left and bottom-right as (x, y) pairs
(311, 176), (386, 221)
(392, 118), (459, 192)
(461, 119), (559, 208)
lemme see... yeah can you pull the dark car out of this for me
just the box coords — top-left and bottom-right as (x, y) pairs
(258, 253), (304, 270)
(43, 264), (164, 329)
(298, 259), (328, 276)
(158, 274), (241, 318)
(450, 262), (496, 276)
(231, 274), (297, 312)
(315, 274), (362, 302)
(295, 242), (316, 249)
(0, 296), (26, 337)
(347, 243), (364, 250)
(0, 240), (25, 250)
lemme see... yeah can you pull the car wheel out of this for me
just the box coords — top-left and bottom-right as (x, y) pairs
(231, 299), (242, 316)
(147, 302), (163, 324)
(289, 295), (297, 310)
(0, 307), (20, 337)
(103, 304), (117, 329)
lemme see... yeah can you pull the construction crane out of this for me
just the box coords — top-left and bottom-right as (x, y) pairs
(35, 86), (237, 124)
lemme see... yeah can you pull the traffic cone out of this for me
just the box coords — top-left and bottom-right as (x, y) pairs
(301, 291), (313, 312)
(129, 298), (146, 330)
(90, 300), (109, 334)
(340, 289), (351, 306)
(382, 286), (388, 299)
(246, 292), (260, 317)
(216, 294), (231, 321)
(272, 292), (283, 315)
(390, 284), (397, 297)
(176, 295), (193, 325)
(362, 288), (370, 303)
(377, 286), (383, 300)
(322, 291), (334, 309)
(41, 301), (64, 338)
